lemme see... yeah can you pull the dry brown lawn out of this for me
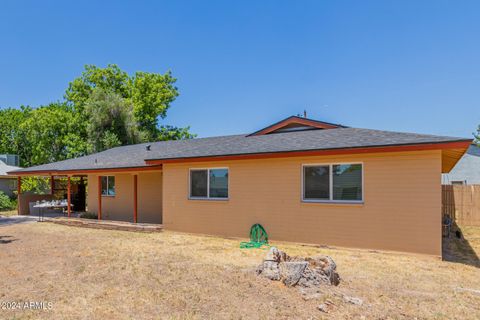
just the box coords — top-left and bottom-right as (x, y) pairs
(0, 222), (479, 319)
(0, 210), (18, 217)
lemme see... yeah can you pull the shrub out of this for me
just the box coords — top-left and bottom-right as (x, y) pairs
(80, 212), (98, 219)
(0, 191), (15, 211)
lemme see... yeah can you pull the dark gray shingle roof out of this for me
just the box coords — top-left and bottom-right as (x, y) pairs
(11, 127), (471, 173)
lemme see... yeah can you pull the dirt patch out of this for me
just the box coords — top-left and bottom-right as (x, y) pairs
(0, 223), (479, 319)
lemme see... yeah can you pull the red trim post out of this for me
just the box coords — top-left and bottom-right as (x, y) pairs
(133, 175), (138, 223)
(50, 175), (55, 195)
(17, 176), (21, 215)
(67, 176), (71, 217)
(97, 176), (102, 220)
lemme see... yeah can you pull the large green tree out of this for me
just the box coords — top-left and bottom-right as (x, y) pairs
(84, 88), (141, 153)
(19, 103), (88, 166)
(0, 104), (88, 167)
(65, 64), (191, 142)
(65, 64), (130, 111)
(0, 64), (194, 168)
(0, 106), (31, 161)
(131, 71), (179, 140)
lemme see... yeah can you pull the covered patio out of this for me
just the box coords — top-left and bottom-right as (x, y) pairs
(16, 175), (86, 218)
(11, 165), (163, 225)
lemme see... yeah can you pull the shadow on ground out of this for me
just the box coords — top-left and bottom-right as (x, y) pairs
(443, 222), (480, 268)
(0, 216), (37, 227)
(0, 235), (17, 244)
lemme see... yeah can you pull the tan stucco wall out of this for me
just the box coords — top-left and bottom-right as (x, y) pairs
(87, 171), (162, 223)
(162, 150), (443, 256)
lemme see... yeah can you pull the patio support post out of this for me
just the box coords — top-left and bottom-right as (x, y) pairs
(67, 176), (71, 218)
(50, 175), (54, 195)
(17, 176), (21, 215)
(133, 174), (138, 223)
(97, 176), (102, 220)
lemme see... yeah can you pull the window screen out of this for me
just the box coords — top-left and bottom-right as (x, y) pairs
(101, 176), (115, 196)
(332, 164), (362, 201)
(209, 169), (228, 198)
(303, 164), (363, 202)
(190, 168), (229, 199)
(190, 170), (208, 197)
(304, 166), (330, 200)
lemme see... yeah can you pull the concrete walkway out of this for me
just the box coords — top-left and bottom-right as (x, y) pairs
(51, 217), (164, 233)
(0, 215), (38, 226)
(0, 212), (79, 226)
(0, 214), (163, 233)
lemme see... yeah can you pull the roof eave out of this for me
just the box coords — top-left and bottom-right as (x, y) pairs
(8, 164), (163, 177)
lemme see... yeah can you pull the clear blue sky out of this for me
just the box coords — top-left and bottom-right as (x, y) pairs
(0, 0), (479, 138)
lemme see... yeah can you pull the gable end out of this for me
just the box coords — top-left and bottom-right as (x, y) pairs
(249, 116), (346, 136)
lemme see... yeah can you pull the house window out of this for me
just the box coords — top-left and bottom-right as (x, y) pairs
(304, 165), (330, 200)
(451, 180), (465, 185)
(101, 176), (115, 196)
(303, 163), (363, 203)
(190, 168), (228, 199)
(8, 179), (17, 191)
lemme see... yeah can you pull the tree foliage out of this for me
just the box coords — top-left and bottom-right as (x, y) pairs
(0, 191), (15, 211)
(20, 103), (88, 166)
(84, 89), (141, 153)
(65, 64), (186, 142)
(65, 64), (130, 112)
(131, 71), (179, 140)
(0, 106), (31, 162)
(0, 64), (194, 170)
(156, 125), (196, 141)
(20, 177), (51, 194)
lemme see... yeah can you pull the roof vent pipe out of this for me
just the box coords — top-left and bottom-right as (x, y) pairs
(146, 145), (151, 151)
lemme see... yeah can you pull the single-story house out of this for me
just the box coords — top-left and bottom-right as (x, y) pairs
(9, 116), (472, 256)
(0, 156), (20, 197)
(442, 144), (480, 185)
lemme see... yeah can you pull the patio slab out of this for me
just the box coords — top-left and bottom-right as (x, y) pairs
(49, 217), (163, 233)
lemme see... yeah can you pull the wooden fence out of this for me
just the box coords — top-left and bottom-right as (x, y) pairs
(443, 185), (480, 226)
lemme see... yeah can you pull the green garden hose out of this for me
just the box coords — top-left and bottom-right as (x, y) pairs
(240, 223), (269, 249)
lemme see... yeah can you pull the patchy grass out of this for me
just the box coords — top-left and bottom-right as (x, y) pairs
(0, 209), (17, 217)
(0, 223), (479, 319)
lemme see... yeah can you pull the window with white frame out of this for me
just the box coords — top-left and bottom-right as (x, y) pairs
(303, 164), (363, 202)
(190, 168), (228, 199)
(101, 176), (115, 196)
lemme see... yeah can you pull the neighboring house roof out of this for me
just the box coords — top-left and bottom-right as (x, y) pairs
(0, 161), (20, 177)
(442, 144), (480, 184)
(9, 118), (472, 175)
